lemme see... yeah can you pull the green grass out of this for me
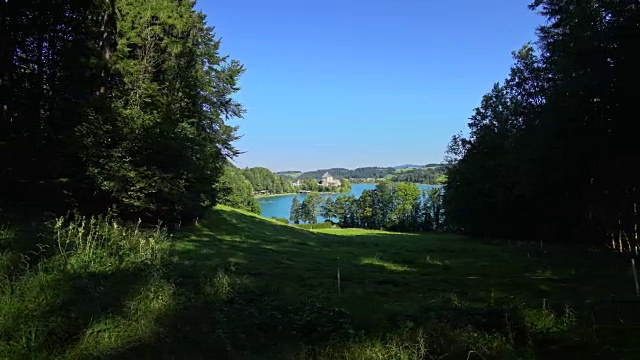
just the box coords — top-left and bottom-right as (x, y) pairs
(1, 206), (638, 359)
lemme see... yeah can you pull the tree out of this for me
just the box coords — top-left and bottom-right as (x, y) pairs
(444, 0), (639, 248)
(393, 183), (421, 230)
(426, 188), (443, 231)
(334, 196), (349, 225)
(321, 197), (336, 221)
(290, 196), (301, 224)
(242, 167), (294, 194)
(216, 166), (260, 214)
(357, 190), (375, 228)
(300, 192), (321, 224)
(0, 0), (245, 222)
(339, 178), (352, 193)
(301, 178), (320, 192)
(444, 45), (546, 238)
(373, 182), (396, 229)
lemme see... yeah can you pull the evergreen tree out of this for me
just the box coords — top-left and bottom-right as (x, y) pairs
(301, 192), (321, 224)
(1, 0), (245, 222)
(290, 196), (301, 224)
(321, 197), (336, 221)
(444, 0), (639, 248)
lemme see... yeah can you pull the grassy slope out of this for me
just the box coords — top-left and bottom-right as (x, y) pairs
(2, 206), (638, 359)
(132, 206), (638, 358)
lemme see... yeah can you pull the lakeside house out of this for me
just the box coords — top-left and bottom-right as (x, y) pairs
(291, 179), (303, 187)
(320, 172), (341, 187)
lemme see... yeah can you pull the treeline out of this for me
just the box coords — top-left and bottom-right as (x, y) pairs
(393, 168), (446, 184)
(216, 166), (260, 214)
(1, 0), (243, 222)
(290, 182), (444, 232)
(299, 166), (446, 184)
(241, 167), (294, 194)
(297, 178), (352, 193)
(444, 0), (638, 250)
(300, 167), (392, 180)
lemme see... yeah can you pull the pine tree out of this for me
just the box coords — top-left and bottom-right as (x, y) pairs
(290, 197), (301, 224)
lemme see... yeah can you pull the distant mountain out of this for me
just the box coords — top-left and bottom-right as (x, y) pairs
(392, 164), (423, 170)
(290, 164), (448, 185)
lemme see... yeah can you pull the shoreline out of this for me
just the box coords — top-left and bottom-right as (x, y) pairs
(255, 190), (350, 199)
(351, 182), (444, 186)
(255, 184), (442, 199)
(255, 192), (297, 199)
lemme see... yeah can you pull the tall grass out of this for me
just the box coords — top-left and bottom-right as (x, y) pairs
(0, 214), (172, 358)
(54, 214), (169, 269)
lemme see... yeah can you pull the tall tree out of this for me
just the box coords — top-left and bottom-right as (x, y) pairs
(290, 196), (301, 224)
(300, 192), (321, 224)
(321, 197), (336, 221)
(1, 0), (246, 222)
(445, 0), (639, 248)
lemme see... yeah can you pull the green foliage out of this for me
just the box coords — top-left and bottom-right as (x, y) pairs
(299, 167), (446, 184)
(300, 178), (320, 192)
(1, 206), (635, 358)
(0, 214), (170, 358)
(445, 2), (639, 248)
(297, 177), (352, 193)
(425, 188), (443, 231)
(243, 167), (294, 195)
(290, 196), (302, 224)
(216, 165), (260, 214)
(332, 182), (443, 232)
(300, 192), (322, 224)
(271, 217), (290, 224)
(0, 0), (244, 222)
(321, 197), (337, 220)
(54, 214), (169, 269)
(275, 171), (302, 178)
(338, 178), (352, 193)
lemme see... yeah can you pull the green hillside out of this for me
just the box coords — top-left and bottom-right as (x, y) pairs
(2, 206), (636, 359)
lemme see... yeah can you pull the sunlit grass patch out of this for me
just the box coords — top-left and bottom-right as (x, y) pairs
(360, 257), (414, 272)
(1, 206), (635, 359)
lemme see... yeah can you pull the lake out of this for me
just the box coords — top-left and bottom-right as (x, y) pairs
(257, 183), (438, 223)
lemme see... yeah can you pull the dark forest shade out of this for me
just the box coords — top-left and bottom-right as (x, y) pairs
(0, 0), (244, 222)
(444, 0), (639, 248)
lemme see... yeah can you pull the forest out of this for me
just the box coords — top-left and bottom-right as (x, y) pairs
(443, 0), (638, 251)
(1, 0), (243, 222)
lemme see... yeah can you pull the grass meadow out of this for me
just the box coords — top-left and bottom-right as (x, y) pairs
(1, 206), (638, 359)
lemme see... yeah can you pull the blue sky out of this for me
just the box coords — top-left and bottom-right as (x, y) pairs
(198, 0), (542, 172)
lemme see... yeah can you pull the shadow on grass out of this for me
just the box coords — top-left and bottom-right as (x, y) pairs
(105, 207), (636, 359)
(0, 264), (154, 358)
(4, 207), (632, 358)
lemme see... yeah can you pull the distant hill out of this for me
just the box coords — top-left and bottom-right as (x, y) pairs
(275, 171), (302, 178)
(294, 164), (448, 185)
(392, 164), (423, 169)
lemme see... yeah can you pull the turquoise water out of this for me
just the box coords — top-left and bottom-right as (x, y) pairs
(257, 183), (438, 223)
